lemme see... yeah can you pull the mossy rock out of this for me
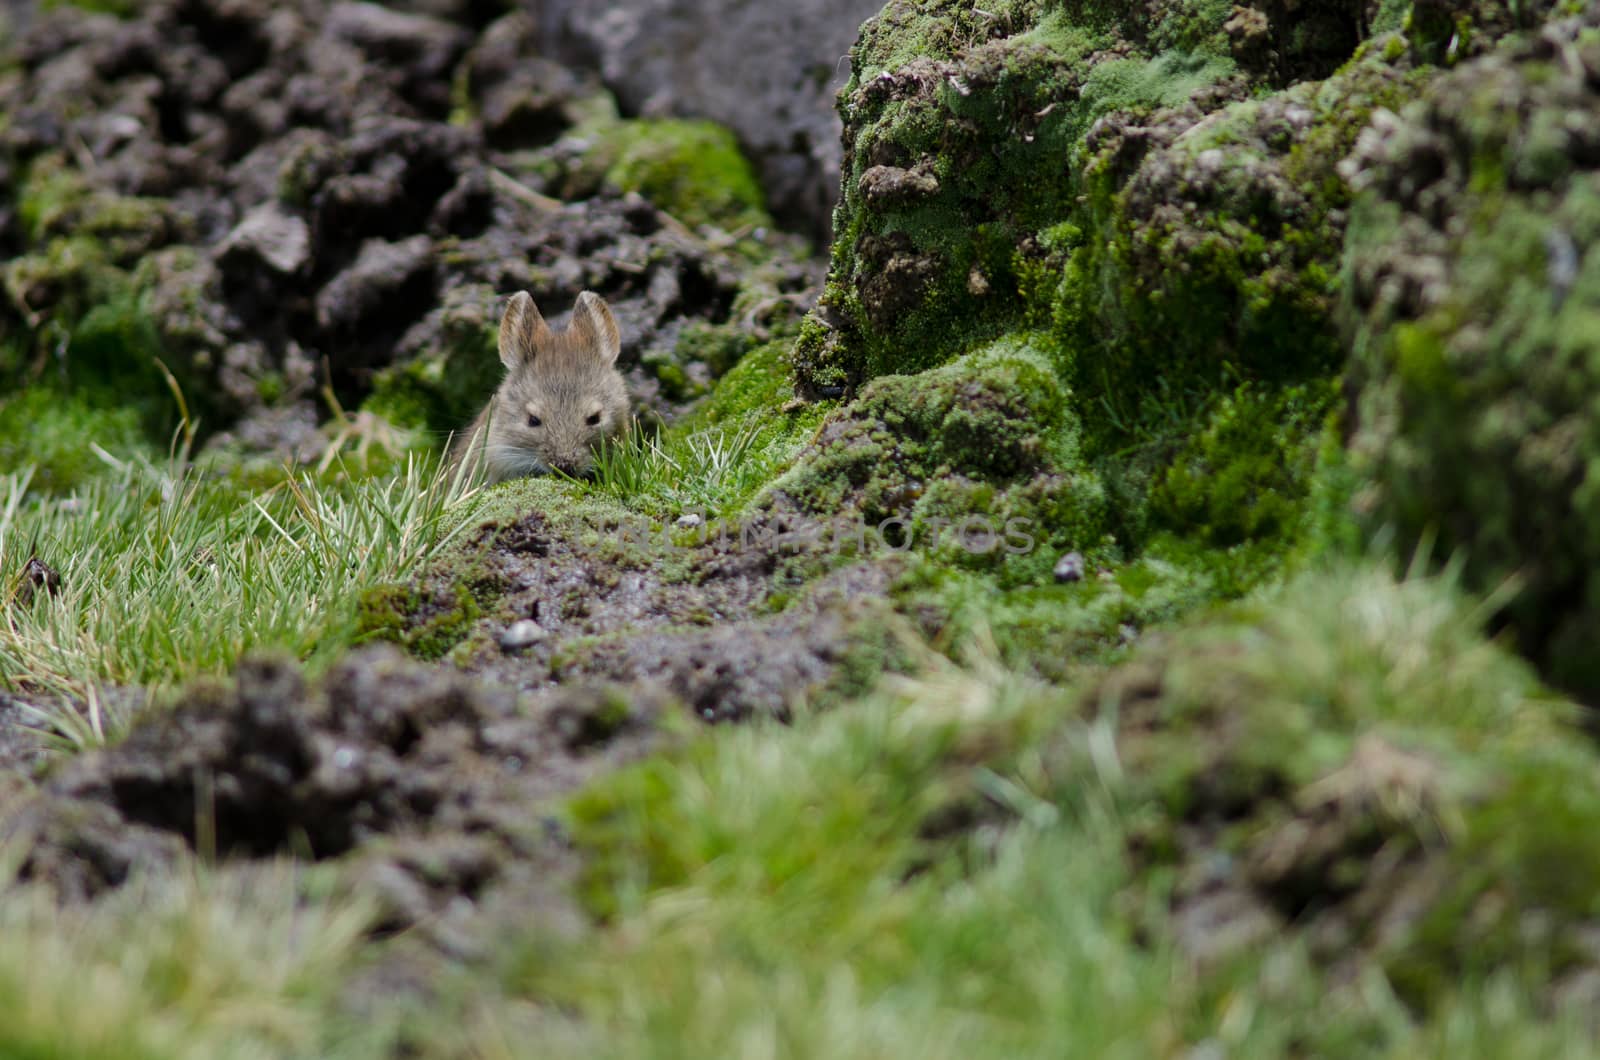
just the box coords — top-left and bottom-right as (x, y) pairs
(788, 0), (1422, 587)
(1342, 7), (1600, 697)
(796, 6), (1239, 389)
(1055, 49), (1425, 454)
(555, 117), (770, 232)
(771, 334), (1111, 587)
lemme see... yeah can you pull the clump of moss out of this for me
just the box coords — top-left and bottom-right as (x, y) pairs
(39, 0), (138, 14)
(363, 286), (503, 437)
(772, 335), (1110, 587)
(553, 118), (770, 232)
(1057, 50), (1422, 456)
(1149, 382), (1336, 547)
(356, 580), (488, 662)
(1083, 560), (1599, 1017)
(1, 154), (199, 460)
(0, 387), (151, 492)
(1342, 7), (1600, 697)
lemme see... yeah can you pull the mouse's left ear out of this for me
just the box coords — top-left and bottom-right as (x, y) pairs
(571, 291), (622, 366)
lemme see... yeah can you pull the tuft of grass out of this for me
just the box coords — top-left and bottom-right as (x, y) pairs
(584, 418), (778, 519)
(0, 448), (480, 742)
(0, 862), (388, 1059)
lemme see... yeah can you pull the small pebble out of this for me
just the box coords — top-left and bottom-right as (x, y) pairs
(499, 619), (546, 652)
(676, 513), (704, 530)
(1053, 551), (1085, 583)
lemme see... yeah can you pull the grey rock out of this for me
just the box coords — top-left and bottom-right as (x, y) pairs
(218, 203), (312, 275)
(315, 234), (435, 338)
(499, 619), (547, 652)
(534, 0), (885, 237)
(1053, 551), (1085, 584)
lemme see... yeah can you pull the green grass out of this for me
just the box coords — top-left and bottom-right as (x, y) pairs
(583, 418), (769, 518)
(0, 386), (151, 494)
(442, 560), (1600, 1058)
(0, 863), (385, 1060)
(0, 444), (480, 742)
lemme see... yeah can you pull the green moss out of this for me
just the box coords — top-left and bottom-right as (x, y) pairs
(1059, 55), (1421, 454)
(0, 387), (153, 493)
(773, 335), (1112, 586)
(39, 0), (137, 14)
(587, 118), (770, 231)
(355, 579), (489, 662)
(18, 154), (172, 259)
(1150, 381), (1336, 547)
(1344, 19), (1600, 696)
(365, 315), (500, 437)
(797, 0), (1240, 389)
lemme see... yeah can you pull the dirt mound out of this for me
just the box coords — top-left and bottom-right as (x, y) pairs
(1, 646), (659, 903)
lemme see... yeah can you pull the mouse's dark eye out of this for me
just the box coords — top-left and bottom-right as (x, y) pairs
(527, 414), (542, 428)
(585, 412), (601, 427)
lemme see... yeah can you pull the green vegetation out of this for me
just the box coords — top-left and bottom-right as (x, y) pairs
(0, 448), (478, 729)
(540, 116), (773, 232)
(1344, 21), (1600, 696)
(0, 386), (150, 494)
(1, 1), (1597, 1056)
(598, 118), (771, 231)
(364, 306), (501, 439)
(467, 563), (1600, 1058)
(39, 0), (139, 14)
(0, 867), (382, 1059)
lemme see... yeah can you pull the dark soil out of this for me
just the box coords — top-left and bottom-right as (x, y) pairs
(0, 498), (902, 965)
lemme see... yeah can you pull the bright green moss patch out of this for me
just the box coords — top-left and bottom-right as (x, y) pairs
(0, 387), (153, 493)
(39, 0), (139, 14)
(365, 318), (500, 437)
(1149, 382), (1336, 547)
(355, 581), (486, 661)
(593, 118), (770, 231)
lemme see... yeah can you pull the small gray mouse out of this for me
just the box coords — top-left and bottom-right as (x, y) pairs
(452, 290), (631, 482)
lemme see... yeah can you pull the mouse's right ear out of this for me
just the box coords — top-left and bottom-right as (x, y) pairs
(499, 291), (550, 368)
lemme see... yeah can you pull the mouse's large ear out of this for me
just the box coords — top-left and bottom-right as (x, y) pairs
(570, 291), (622, 366)
(499, 291), (549, 368)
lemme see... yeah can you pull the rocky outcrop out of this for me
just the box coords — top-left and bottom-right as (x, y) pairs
(1343, 7), (1600, 697)
(0, 0), (824, 459)
(534, 0), (886, 239)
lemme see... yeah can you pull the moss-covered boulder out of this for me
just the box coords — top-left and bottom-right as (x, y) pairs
(777, 0), (1472, 619)
(790, 0), (1432, 396)
(772, 335), (1111, 584)
(1343, 6), (1600, 698)
(1058, 51), (1423, 452)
